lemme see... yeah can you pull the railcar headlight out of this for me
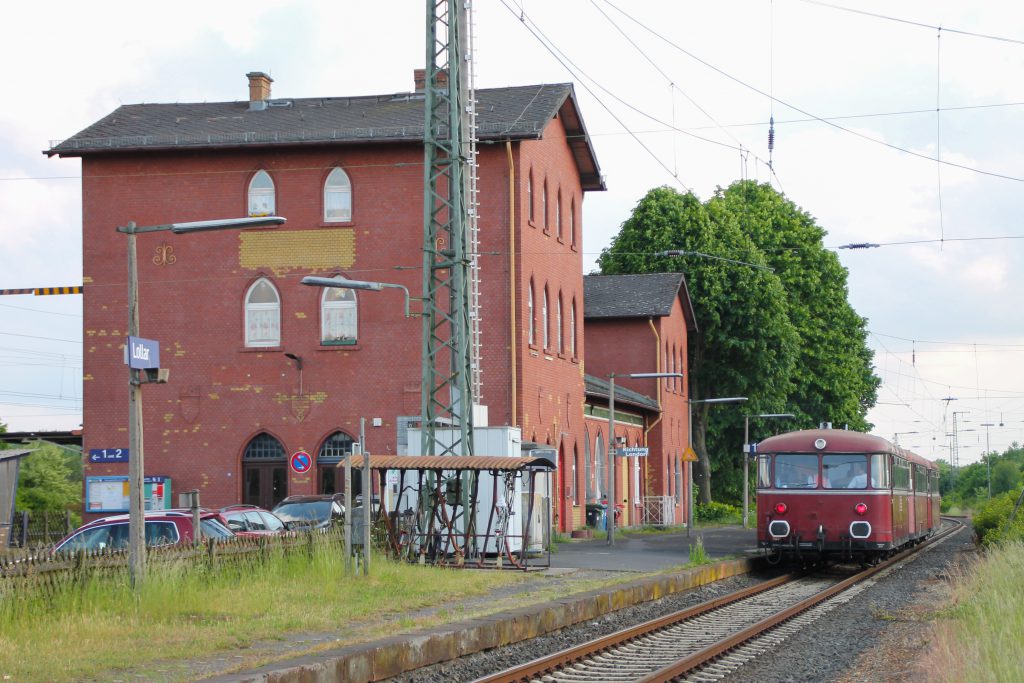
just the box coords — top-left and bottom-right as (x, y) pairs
(854, 502), (868, 515)
(774, 502), (788, 515)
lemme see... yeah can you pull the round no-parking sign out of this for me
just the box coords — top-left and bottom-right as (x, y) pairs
(290, 450), (312, 474)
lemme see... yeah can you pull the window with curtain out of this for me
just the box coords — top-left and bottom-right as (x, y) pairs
(584, 427), (594, 501)
(244, 278), (280, 347)
(570, 298), (577, 357)
(556, 294), (563, 354)
(324, 167), (352, 222)
(248, 170), (275, 217)
(321, 286), (357, 344)
(555, 191), (562, 239)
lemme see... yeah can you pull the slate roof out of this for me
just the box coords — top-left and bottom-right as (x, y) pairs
(583, 273), (697, 330)
(45, 82), (604, 190)
(585, 375), (660, 412)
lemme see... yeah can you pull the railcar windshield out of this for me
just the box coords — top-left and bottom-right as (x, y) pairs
(773, 454), (819, 488)
(823, 454), (869, 489)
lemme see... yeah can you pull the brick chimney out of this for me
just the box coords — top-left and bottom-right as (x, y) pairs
(414, 68), (447, 92)
(246, 72), (273, 110)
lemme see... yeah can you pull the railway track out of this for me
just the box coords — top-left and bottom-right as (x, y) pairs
(473, 518), (962, 683)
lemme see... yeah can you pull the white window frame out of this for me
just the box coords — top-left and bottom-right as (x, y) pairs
(248, 170), (275, 217)
(542, 286), (549, 349)
(321, 286), (357, 345)
(570, 299), (577, 357)
(556, 294), (563, 354)
(556, 191), (562, 239)
(245, 278), (281, 347)
(324, 167), (352, 222)
(528, 283), (535, 345)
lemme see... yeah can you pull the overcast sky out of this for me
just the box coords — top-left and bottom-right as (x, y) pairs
(2, 0), (1022, 465)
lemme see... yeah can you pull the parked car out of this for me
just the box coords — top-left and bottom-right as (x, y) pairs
(52, 509), (234, 553)
(217, 504), (290, 536)
(272, 494), (345, 530)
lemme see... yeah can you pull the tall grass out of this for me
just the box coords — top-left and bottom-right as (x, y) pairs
(928, 541), (1024, 682)
(0, 532), (527, 681)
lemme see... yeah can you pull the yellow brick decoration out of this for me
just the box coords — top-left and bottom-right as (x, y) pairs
(294, 312), (307, 318)
(239, 229), (355, 275)
(208, 393), (220, 400)
(163, 413), (174, 423)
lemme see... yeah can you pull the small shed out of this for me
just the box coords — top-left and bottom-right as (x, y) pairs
(0, 449), (31, 547)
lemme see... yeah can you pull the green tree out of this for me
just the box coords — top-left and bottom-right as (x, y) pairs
(15, 443), (81, 513)
(707, 181), (880, 430)
(598, 187), (798, 503)
(991, 459), (1022, 497)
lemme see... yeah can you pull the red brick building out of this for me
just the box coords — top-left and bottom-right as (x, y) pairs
(49, 72), (694, 531)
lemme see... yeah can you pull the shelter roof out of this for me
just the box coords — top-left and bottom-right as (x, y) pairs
(341, 455), (556, 471)
(584, 375), (660, 412)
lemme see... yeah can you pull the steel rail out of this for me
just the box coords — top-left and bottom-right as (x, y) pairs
(476, 518), (962, 683)
(470, 573), (796, 683)
(637, 517), (964, 682)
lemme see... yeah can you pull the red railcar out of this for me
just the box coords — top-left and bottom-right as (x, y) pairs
(756, 428), (940, 564)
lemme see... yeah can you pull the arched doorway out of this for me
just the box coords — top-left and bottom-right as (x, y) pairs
(317, 431), (358, 496)
(242, 433), (288, 509)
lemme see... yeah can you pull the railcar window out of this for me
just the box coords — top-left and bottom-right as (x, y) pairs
(870, 453), (890, 488)
(757, 455), (771, 488)
(914, 465), (927, 492)
(773, 454), (819, 488)
(822, 454), (869, 489)
(892, 457), (911, 490)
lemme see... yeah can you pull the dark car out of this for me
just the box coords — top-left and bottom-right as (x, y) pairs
(53, 509), (234, 553)
(272, 494), (345, 530)
(217, 504), (290, 536)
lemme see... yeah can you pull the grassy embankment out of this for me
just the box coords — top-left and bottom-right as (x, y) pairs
(927, 492), (1024, 681)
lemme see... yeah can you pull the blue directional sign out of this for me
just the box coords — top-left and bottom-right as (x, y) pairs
(89, 448), (130, 463)
(126, 336), (160, 369)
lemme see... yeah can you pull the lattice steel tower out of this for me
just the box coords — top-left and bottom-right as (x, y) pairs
(421, 0), (477, 457)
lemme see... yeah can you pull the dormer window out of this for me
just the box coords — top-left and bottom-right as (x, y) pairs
(324, 167), (352, 222)
(248, 170), (275, 217)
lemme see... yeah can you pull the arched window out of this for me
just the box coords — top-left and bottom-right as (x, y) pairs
(527, 281), (535, 345)
(541, 286), (549, 349)
(570, 297), (577, 357)
(317, 431), (355, 494)
(584, 427), (594, 502)
(321, 287), (357, 345)
(570, 197), (576, 248)
(542, 179), (548, 229)
(244, 433), (285, 460)
(556, 294), (563, 354)
(594, 433), (605, 500)
(323, 167), (352, 222)
(573, 445), (580, 505)
(245, 278), (280, 347)
(248, 170), (275, 217)
(555, 191), (562, 239)
(527, 169), (534, 222)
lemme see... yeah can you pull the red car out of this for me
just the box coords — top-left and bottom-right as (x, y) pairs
(217, 504), (290, 536)
(53, 509), (234, 553)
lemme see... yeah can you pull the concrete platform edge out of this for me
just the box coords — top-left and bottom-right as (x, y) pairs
(207, 557), (758, 683)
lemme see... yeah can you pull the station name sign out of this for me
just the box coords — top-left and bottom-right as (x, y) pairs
(126, 336), (160, 370)
(616, 446), (649, 457)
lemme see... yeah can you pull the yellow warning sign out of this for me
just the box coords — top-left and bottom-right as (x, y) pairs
(681, 447), (698, 462)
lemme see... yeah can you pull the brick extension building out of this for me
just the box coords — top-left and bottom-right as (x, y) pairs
(47, 72), (694, 531)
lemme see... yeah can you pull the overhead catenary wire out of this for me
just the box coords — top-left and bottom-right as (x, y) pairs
(598, 0), (1024, 184)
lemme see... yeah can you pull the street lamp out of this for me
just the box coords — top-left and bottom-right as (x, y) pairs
(742, 413), (794, 528)
(606, 372), (683, 546)
(301, 275), (421, 572)
(118, 215), (285, 587)
(687, 397), (747, 536)
(300, 276), (420, 318)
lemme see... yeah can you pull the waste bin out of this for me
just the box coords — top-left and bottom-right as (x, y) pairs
(585, 503), (607, 529)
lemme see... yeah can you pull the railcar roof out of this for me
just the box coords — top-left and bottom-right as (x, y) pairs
(757, 429), (937, 469)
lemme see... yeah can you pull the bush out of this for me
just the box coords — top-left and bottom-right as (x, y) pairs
(972, 489), (1024, 547)
(696, 501), (739, 523)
